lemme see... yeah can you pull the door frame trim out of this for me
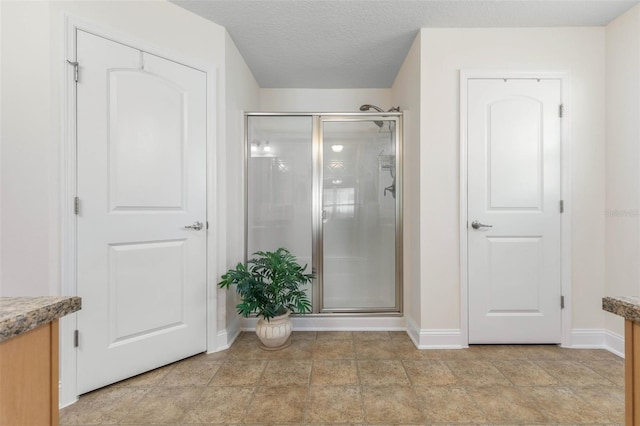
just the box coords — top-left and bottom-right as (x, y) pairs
(459, 70), (572, 347)
(60, 15), (218, 405)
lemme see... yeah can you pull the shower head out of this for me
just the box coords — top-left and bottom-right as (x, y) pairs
(359, 104), (384, 113)
(360, 104), (401, 128)
(360, 104), (384, 127)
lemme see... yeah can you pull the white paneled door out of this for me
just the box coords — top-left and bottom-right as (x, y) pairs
(76, 30), (207, 393)
(467, 78), (562, 344)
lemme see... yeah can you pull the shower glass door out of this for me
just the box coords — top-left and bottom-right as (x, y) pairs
(246, 113), (402, 314)
(246, 115), (314, 303)
(319, 118), (400, 312)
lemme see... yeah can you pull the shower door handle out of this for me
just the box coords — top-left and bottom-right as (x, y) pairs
(321, 210), (326, 220)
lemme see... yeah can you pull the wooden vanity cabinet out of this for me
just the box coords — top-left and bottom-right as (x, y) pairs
(0, 320), (59, 426)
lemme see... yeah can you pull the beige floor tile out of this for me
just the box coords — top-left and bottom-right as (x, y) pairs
(188, 350), (231, 362)
(353, 331), (391, 341)
(158, 358), (223, 387)
(59, 339), (624, 426)
(560, 347), (621, 361)
(313, 339), (355, 359)
(536, 360), (618, 387)
(113, 364), (175, 388)
(570, 385), (625, 423)
(311, 359), (359, 385)
(306, 386), (364, 423)
(358, 360), (410, 385)
(527, 386), (611, 423)
(389, 331), (412, 341)
(582, 359), (625, 387)
(413, 386), (486, 423)
(521, 344), (569, 360)
(446, 360), (511, 386)
(243, 385), (308, 423)
(466, 385), (547, 424)
(354, 340), (399, 359)
(362, 386), (424, 424)
(210, 360), (267, 386)
(226, 340), (272, 360)
(387, 340), (431, 360)
(418, 347), (481, 360)
(316, 331), (353, 340)
(290, 331), (317, 340)
(260, 359), (312, 386)
(182, 386), (254, 424)
(492, 360), (559, 386)
(60, 387), (149, 425)
(119, 386), (204, 424)
(239, 332), (261, 342)
(105, 424), (186, 426)
(402, 360), (458, 386)
(469, 345), (530, 360)
(264, 339), (314, 360)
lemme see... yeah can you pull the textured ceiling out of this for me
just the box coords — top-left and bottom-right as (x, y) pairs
(171, 0), (639, 88)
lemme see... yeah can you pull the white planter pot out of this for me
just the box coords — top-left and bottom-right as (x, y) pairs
(255, 310), (292, 350)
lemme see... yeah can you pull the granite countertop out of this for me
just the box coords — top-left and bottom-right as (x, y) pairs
(603, 296), (640, 322)
(0, 296), (81, 343)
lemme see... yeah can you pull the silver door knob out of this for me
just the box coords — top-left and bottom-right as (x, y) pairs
(184, 221), (204, 231)
(471, 220), (493, 230)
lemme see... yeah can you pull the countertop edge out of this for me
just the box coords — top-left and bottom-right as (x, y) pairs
(0, 297), (82, 343)
(603, 296), (640, 322)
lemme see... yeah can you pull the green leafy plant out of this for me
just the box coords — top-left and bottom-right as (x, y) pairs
(218, 248), (314, 320)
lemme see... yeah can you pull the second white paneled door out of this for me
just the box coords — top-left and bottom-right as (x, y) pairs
(76, 30), (207, 393)
(467, 78), (562, 344)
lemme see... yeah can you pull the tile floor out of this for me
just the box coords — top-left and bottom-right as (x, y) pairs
(60, 331), (625, 425)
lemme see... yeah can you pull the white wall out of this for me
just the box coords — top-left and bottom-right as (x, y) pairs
(419, 28), (606, 340)
(390, 34), (421, 341)
(1, 1), (54, 296)
(221, 33), (260, 344)
(605, 5), (640, 337)
(259, 88), (391, 112)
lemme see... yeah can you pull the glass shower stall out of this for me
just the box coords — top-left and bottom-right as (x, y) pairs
(245, 113), (402, 314)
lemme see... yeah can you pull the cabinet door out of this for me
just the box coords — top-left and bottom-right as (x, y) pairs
(0, 321), (59, 426)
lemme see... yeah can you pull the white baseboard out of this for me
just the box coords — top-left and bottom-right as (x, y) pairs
(406, 317), (420, 346)
(605, 329), (625, 358)
(211, 321), (626, 358)
(242, 315), (406, 332)
(407, 318), (464, 349)
(569, 328), (624, 358)
(209, 316), (241, 353)
(570, 328), (606, 348)
(416, 329), (464, 349)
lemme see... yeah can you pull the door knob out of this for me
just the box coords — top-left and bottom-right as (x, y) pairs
(184, 221), (204, 231)
(471, 220), (493, 230)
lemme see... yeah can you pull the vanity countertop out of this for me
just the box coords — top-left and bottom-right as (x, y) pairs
(0, 296), (81, 343)
(603, 296), (640, 322)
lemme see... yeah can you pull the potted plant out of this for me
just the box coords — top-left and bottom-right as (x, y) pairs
(218, 248), (314, 350)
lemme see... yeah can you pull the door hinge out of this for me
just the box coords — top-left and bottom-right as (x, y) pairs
(66, 59), (79, 83)
(206, 221), (209, 230)
(559, 104), (564, 118)
(74, 329), (79, 348)
(560, 200), (564, 213)
(561, 295), (565, 309)
(74, 196), (80, 215)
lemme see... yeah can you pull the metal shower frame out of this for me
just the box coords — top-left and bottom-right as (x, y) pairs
(244, 112), (403, 315)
